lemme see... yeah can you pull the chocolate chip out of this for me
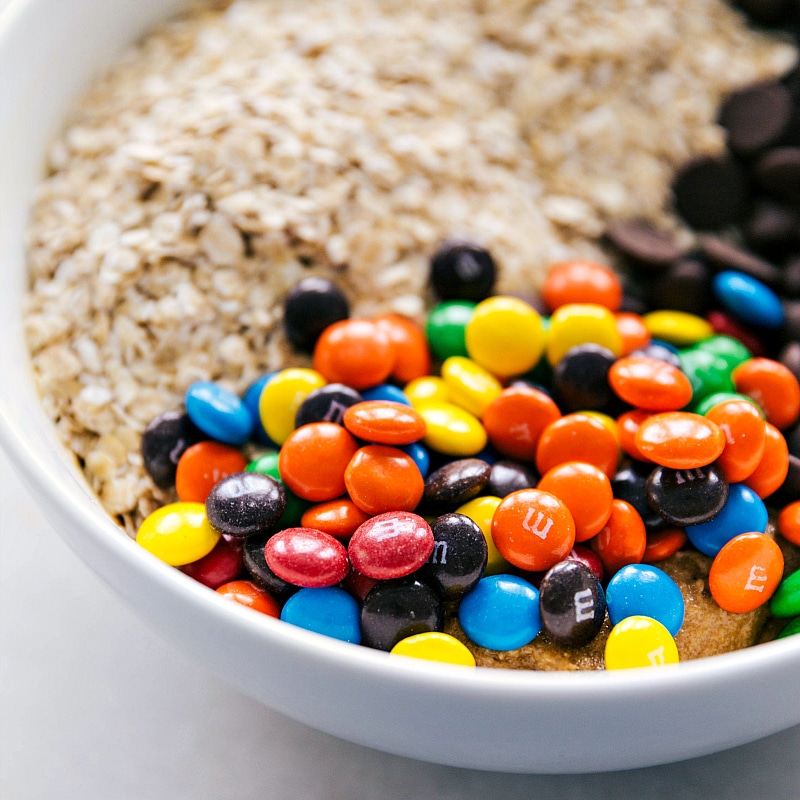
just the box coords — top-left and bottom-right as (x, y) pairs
(782, 299), (800, 341)
(648, 257), (712, 315)
(732, 0), (799, 26)
(415, 513), (488, 601)
(754, 147), (800, 204)
(671, 156), (749, 230)
(698, 235), (783, 289)
(785, 426), (800, 460)
(604, 220), (687, 270)
(779, 340), (800, 383)
(718, 81), (793, 156)
(743, 201), (800, 255)
(771, 454), (800, 507)
(782, 256), (800, 298)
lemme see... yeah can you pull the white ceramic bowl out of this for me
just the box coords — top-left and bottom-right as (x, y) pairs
(2, 0), (800, 774)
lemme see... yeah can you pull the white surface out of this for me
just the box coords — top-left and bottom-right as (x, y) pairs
(2, 440), (800, 799)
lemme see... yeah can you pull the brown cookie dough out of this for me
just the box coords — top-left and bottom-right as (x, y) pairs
(445, 528), (800, 671)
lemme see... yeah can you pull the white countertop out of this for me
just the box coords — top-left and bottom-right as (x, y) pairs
(2, 441), (800, 799)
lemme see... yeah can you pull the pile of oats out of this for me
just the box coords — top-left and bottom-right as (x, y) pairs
(23, 0), (795, 533)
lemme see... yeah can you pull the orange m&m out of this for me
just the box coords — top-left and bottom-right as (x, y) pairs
(705, 398), (766, 483)
(343, 400), (426, 445)
(709, 533), (784, 614)
(744, 423), (789, 500)
(778, 501), (800, 547)
(278, 422), (359, 502)
(591, 499), (647, 576)
(536, 412), (620, 478)
(344, 445), (424, 515)
(542, 260), (623, 312)
(537, 461), (614, 543)
(175, 441), (248, 503)
(216, 580), (281, 618)
(635, 412), (725, 469)
(491, 488), (576, 572)
(313, 318), (396, 390)
(482, 386), (561, 461)
(300, 498), (371, 539)
(374, 313), (431, 383)
(608, 355), (693, 411)
(732, 357), (800, 430)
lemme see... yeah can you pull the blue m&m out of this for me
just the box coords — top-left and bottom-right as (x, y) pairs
(712, 270), (784, 330)
(685, 483), (768, 557)
(458, 574), (541, 651)
(606, 564), (685, 637)
(185, 381), (253, 446)
(280, 586), (362, 644)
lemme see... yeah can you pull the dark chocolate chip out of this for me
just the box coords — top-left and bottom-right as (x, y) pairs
(604, 220), (687, 270)
(718, 81), (793, 156)
(648, 257), (712, 315)
(295, 383), (363, 427)
(671, 156), (748, 230)
(754, 147), (800, 204)
(743, 201), (800, 255)
(360, 578), (443, 651)
(779, 340), (800, 383)
(612, 460), (667, 531)
(699, 235), (783, 289)
(782, 256), (800, 298)
(631, 341), (683, 369)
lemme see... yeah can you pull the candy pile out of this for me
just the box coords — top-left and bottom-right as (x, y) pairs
(136, 248), (800, 671)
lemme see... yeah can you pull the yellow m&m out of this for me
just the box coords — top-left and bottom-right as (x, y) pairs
(136, 502), (220, 566)
(604, 615), (679, 670)
(546, 303), (623, 366)
(465, 296), (545, 379)
(391, 632), (476, 666)
(259, 368), (327, 445)
(441, 356), (502, 417)
(418, 401), (487, 456)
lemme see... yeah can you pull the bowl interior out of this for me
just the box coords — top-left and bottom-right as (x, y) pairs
(3, 0), (800, 774)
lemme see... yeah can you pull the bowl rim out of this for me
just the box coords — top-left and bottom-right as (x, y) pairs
(2, 0), (800, 703)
